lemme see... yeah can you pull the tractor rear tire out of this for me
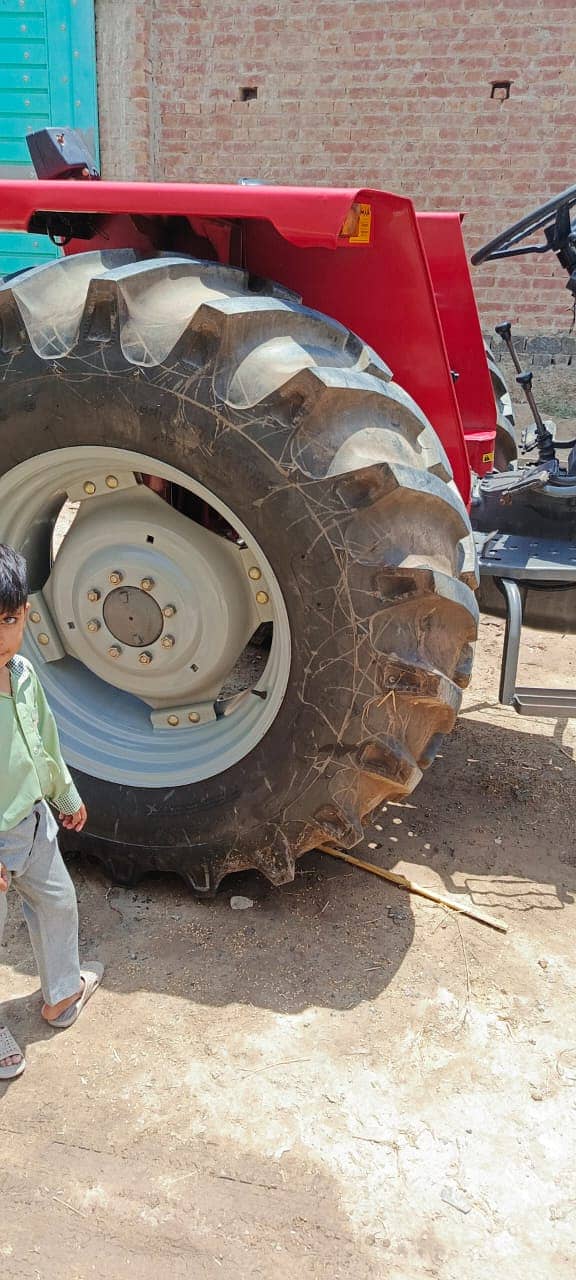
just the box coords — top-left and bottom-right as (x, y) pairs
(0, 252), (478, 893)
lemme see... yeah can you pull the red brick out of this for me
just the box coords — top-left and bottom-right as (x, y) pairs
(96, 0), (576, 330)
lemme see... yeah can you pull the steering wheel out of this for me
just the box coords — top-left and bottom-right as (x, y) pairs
(472, 182), (576, 266)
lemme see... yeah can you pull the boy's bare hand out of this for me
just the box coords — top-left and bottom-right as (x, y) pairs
(0, 862), (8, 892)
(59, 805), (87, 832)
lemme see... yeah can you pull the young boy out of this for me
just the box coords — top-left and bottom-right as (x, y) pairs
(0, 544), (103, 1080)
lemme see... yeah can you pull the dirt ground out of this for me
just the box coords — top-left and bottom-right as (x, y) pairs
(1, 609), (575, 1279)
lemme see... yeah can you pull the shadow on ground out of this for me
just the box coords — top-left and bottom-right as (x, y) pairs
(2, 708), (574, 1059)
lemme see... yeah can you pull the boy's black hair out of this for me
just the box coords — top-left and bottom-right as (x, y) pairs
(0, 543), (28, 614)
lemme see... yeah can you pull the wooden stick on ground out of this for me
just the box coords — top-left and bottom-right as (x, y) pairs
(320, 845), (508, 934)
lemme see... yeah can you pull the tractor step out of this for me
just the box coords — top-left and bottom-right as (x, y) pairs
(475, 532), (576, 717)
(512, 688), (576, 717)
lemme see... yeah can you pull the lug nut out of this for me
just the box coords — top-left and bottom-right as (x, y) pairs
(248, 566), (262, 581)
(140, 577), (154, 592)
(163, 604), (176, 618)
(109, 571), (123, 585)
(188, 711), (200, 724)
(29, 610), (41, 624)
(83, 480), (96, 495)
(161, 635), (175, 649)
(138, 651), (153, 665)
(87, 588), (100, 603)
(167, 714), (180, 726)
(105, 474), (119, 489)
(87, 619), (100, 633)
(38, 633), (49, 646)
(108, 645), (121, 658)
(256, 590), (269, 606)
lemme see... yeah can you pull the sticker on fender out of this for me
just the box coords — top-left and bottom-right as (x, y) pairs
(341, 203), (372, 245)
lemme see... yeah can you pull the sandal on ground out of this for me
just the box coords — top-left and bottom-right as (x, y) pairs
(45, 961), (104, 1030)
(0, 1025), (26, 1079)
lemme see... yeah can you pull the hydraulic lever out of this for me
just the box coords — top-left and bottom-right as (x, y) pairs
(494, 322), (557, 464)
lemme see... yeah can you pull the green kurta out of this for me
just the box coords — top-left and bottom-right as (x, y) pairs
(0, 654), (81, 831)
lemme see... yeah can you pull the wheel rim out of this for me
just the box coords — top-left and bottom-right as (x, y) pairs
(0, 446), (291, 787)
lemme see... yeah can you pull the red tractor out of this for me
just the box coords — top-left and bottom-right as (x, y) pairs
(0, 128), (573, 892)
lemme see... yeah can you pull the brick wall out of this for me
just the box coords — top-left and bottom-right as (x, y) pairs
(95, 0), (576, 336)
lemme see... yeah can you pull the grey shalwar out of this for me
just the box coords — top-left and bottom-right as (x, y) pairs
(0, 801), (81, 1006)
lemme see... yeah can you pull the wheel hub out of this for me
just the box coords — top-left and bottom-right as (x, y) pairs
(41, 483), (269, 709)
(0, 446), (290, 786)
(103, 586), (164, 648)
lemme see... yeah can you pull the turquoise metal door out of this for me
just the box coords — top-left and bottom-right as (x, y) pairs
(0, 0), (98, 275)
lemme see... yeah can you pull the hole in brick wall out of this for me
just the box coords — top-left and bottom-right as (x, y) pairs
(490, 80), (511, 101)
(240, 86), (258, 102)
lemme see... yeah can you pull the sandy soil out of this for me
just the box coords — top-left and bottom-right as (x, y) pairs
(1, 611), (575, 1280)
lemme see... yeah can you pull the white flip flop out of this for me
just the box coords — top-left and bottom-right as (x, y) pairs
(46, 961), (104, 1030)
(0, 1025), (26, 1079)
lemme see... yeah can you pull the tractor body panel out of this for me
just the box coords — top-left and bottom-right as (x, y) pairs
(0, 176), (498, 502)
(417, 211), (497, 476)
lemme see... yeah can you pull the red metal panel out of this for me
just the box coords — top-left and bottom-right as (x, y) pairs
(417, 211), (497, 477)
(0, 178), (471, 499)
(0, 178), (368, 244)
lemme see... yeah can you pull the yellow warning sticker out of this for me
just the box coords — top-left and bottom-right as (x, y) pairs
(348, 202), (372, 245)
(482, 451), (495, 464)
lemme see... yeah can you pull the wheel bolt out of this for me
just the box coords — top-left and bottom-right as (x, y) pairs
(38, 633), (49, 646)
(109, 571), (123, 585)
(167, 714), (180, 726)
(256, 590), (269, 606)
(138, 651), (153, 665)
(140, 577), (154, 592)
(87, 588), (100, 602)
(188, 711), (200, 724)
(29, 611), (41, 624)
(83, 480), (96, 495)
(105, 475), (119, 489)
(163, 604), (176, 618)
(161, 635), (175, 649)
(87, 619), (100, 633)
(108, 645), (121, 658)
(248, 566), (262, 581)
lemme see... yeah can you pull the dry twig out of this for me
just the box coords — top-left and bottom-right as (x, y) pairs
(320, 845), (508, 933)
